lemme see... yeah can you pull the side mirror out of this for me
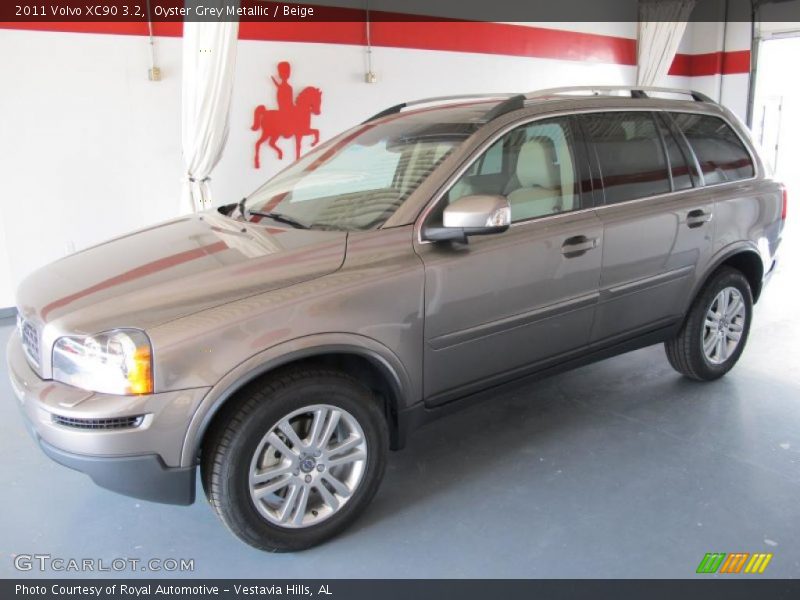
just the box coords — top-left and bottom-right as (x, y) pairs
(423, 194), (511, 243)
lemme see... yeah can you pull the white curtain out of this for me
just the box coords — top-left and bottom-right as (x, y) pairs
(637, 0), (696, 86)
(181, 16), (239, 213)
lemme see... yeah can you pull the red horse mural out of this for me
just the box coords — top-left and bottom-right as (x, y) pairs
(252, 61), (323, 169)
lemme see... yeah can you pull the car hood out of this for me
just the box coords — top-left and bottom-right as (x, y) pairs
(15, 212), (347, 334)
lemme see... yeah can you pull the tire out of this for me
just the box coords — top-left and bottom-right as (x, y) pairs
(665, 267), (753, 381)
(201, 366), (388, 552)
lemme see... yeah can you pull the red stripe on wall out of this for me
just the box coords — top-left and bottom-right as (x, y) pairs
(239, 21), (637, 65)
(375, 22), (634, 64)
(669, 49), (750, 76)
(238, 21), (363, 47)
(0, 20), (749, 75)
(669, 53), (695, 76)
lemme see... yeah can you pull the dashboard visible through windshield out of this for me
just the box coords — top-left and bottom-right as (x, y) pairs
(241, 104), (490, 231)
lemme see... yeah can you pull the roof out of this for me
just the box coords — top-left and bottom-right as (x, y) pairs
(364, 86), (719, 125)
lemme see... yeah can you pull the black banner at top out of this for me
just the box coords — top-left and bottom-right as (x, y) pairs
(3, 0), (800, 23)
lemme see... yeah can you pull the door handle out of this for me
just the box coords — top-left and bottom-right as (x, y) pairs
(686, 209), (713, 228)
(561, 235), (598, 257)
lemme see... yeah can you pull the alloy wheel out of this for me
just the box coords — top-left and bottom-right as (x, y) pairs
(702, 286), (746, 365)
(248, 404), (368, 528)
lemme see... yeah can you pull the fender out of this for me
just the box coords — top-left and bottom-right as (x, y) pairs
(684, 240), (765, 316)
(179, 332), (417, 466)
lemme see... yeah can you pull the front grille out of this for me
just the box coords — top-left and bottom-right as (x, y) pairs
(20, 319), (40, 369)
(52, 415), (145, 430)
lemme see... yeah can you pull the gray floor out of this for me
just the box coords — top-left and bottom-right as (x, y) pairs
(2, 236), (799, 579)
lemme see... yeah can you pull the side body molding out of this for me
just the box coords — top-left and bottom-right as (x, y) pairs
(180, 333), (416, 466)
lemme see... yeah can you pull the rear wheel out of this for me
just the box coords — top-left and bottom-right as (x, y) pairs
(665, 267), (753, 381)
(201, 367), (388, 551)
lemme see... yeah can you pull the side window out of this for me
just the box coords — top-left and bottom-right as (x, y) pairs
(582, 112), (671, 204)
(473, 139), (504, 176)
(447, 117), (579, 223)
(656, 115), (694, 191)
(670, 113), (755, 184)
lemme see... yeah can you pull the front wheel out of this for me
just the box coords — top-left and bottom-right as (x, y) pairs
(665, 267), (753, 381)
(201, 367), (388, 552)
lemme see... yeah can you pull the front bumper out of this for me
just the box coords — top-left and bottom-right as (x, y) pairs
(7, 333), (209, 505)
(38, 436), (197, 505)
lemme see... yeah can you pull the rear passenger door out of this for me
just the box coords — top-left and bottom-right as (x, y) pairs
(668, 111), (759, 259)
(581, 110), (714, 344)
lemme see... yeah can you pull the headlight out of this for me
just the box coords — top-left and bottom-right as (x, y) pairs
(52, 329), (153, 395)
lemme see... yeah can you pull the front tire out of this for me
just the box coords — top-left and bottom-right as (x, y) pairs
(201, 367), (388, 552)
(665, 267), (753, 381)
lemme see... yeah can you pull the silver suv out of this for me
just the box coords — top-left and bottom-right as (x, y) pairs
(8, 87), (786, 551)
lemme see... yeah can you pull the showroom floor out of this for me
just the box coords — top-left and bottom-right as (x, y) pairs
(1, 233), (798, 579)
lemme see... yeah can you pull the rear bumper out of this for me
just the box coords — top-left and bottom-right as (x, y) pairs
(7, 332), (208, 505)
(763, 255), (779, 291)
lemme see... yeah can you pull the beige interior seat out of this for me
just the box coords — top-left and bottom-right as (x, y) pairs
(506, 139), (567, 221)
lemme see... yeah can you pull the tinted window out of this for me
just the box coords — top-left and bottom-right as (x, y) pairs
(671, 113), (755, 184)
(656, 115), (693, 191)
(583, 112), (670, 204)
(446, 117), (580, 222)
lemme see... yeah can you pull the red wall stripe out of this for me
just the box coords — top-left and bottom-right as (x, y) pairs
(721, 50), (751, 74)
(240, 21), (637, 65)
(669, 53), (696, 76)
(669, 49), (750, 76)
(239, 21), (364, 47)
(0, 20), (749, 76)
(378, 21), (635, 64)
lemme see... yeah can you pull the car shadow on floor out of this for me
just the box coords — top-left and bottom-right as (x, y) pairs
(339, 344), (798, 541)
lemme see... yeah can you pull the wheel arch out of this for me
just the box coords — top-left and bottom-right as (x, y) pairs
(718, 250), (765, 303)
(690, 244), (765, 310)
(181, 334), (417, 466)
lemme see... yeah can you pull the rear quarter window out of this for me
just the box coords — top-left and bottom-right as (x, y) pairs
(670, 113), (755, 185)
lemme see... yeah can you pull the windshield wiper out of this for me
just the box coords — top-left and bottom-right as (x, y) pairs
(247, 210), (311, 230)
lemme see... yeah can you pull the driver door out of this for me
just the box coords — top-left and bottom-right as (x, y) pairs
(414, 116), (603, 406)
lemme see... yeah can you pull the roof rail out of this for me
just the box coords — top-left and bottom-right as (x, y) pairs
(362, 93), (516, 123)
(481, 94), (527, 121)
(526, 86), (715, 103)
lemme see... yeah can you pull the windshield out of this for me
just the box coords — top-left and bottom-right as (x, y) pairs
(242, 105), (489, 230)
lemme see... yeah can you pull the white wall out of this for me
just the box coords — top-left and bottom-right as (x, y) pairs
(0, 30), (183, 308)
(0, 211), (12, 311)
(215, 38), (660, 204)
(0, 23), (728, 308)
(681, 20), (751, 119)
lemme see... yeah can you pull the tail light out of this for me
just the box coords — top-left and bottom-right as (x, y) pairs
(781, 185), (787, 221)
